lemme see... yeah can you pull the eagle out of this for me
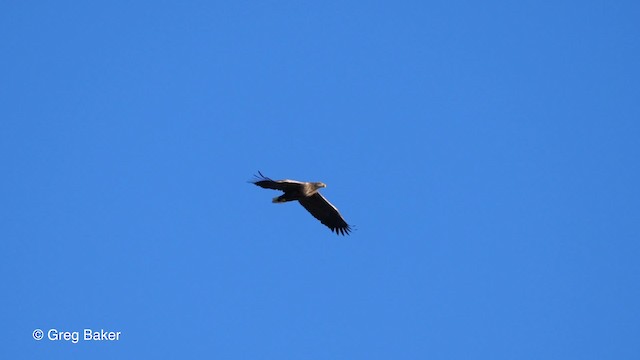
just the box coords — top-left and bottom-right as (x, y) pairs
(251, 171), (352, 235)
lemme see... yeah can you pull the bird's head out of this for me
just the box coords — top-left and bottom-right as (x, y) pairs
(314, 182), (327, 189)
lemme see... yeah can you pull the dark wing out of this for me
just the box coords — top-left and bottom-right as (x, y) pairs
(299, 192), (352, 235)
(252, 171), (306, 191)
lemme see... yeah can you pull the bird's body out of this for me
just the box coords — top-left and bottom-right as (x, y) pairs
(251, 172), (352, 235)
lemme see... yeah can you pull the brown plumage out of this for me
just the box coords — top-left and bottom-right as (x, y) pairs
(251, 171), (352, 235)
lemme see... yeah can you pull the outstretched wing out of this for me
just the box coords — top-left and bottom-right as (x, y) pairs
(252, 171), (306, 191)
(299, 192), (352, 235)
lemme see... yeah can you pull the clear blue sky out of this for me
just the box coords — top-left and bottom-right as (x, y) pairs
(2, 1), (639, 358)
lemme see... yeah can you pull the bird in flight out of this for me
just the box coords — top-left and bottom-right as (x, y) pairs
(251, 171), (353, 235)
